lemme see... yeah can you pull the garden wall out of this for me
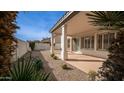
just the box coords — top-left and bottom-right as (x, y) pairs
(34, 42), (50, 50)
(11, 39), (31, 62)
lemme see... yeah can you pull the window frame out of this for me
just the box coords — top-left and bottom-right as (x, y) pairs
(97, 32), (116, 51)
(81, 35), (94, 50)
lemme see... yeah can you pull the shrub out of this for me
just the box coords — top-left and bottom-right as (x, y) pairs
(29, 41), (35, 51)
(33, 58), (43, 71)
(87, 11), (124, 80)
(53, 56), (58, 60)
(50, 53), (55, 57)
(88, 70), (97, 81)
(62, 64), (71, 70)
(50, 53), (58, 60)
(98, 31), (124, 80)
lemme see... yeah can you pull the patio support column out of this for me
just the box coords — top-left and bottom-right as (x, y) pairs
(50, 33), (54, 54)
(94, 33), (97, 51)
(61, 24), (68, 60)
(79, 37), (81, 51)
(70, 37), (73, 52)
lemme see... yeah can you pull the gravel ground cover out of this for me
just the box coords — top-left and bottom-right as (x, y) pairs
(37, 50), (88, 81)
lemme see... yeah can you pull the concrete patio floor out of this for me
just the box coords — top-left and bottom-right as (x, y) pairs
(55, 50), (105, 73)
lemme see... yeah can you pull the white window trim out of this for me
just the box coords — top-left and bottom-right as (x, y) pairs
(97, 32), (116, 51)
(81, 35), (94, 50)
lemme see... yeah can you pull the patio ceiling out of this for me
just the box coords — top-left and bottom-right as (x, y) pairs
(53, 12), (98, 36)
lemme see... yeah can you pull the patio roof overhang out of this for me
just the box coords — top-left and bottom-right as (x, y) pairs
(51, 11), (98, 36)
(50, 11), (80, 33)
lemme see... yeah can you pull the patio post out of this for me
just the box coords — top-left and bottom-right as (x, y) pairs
(61, 24), (68, 60)
(79, 37), (81, 51)
(70, 37), (73, 52)
(50, 33), (54, 54)
(94, 33), (97, 51)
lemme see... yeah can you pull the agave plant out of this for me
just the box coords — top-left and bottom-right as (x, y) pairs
(9, 56), (50, 81)
(31, 71), (50, 81)
(33, 58), (43, 71)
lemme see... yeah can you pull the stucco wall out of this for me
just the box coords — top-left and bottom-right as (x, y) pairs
(34, 42), (50, 50)
(11, 39), (31, 62)
(54, 43), (61, 50)
(80, 49), (108, 59)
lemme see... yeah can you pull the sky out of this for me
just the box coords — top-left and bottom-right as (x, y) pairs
(15, 11), (65, 41)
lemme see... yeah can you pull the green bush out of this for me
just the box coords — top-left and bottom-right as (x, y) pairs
(88, 70), (97, 81)
(29, 42), (35, 51)
(9, 56), (50, 81)
(33, 58), (43, 71)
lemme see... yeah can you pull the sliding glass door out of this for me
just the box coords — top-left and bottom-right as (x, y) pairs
(72, 38), (80, 52)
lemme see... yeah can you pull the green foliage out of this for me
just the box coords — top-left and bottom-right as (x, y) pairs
(88, 70), (97, 81)
(87, 11), (124, 80)
(86, 11), (124, 30)
(98, 31), (124, 80)
(29, 42), (35, 51)
(9, 56), (50, 81)
(33, 58), (43, 71)
(31, 71), (50, 81)
(10, 57), (35, 80)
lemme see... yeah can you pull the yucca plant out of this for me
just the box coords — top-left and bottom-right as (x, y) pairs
(31, 71), (50, 81)
(9, 56), (50, 81)
(33, 58), (43, 71)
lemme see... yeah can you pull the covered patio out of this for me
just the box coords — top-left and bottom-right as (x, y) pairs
(55, 50), (105, 73)
(50, 12), (97, 60)
(50, 11), (107, 73)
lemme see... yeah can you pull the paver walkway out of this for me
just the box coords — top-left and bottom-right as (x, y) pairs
(39, 50), (88, 81)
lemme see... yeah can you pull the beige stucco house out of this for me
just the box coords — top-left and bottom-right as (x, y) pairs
(50, 11), (117, 61)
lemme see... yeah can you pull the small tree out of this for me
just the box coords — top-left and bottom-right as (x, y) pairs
(29, 41), (35, 51)
(98, 31), (124, 80)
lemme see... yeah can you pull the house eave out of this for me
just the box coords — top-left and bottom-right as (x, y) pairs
(50, 11), (80, 33)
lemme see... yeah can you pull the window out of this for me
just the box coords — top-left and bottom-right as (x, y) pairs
(67, 39), (70, 48)
(97, 33), (115, 50)
(81, 37), (84, 48)
(87, 37), (90, 48)
(84, 36), (90, 48)
(97, 34), (102, 49)
(103, 34), (109, 49)
(91, 36), (94, 48)
(81, 36), (94, 49)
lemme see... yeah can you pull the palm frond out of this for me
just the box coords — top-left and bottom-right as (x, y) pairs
(86, 11), (124, 30)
